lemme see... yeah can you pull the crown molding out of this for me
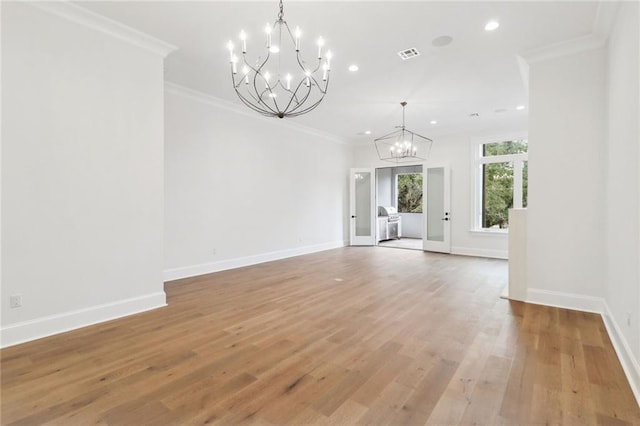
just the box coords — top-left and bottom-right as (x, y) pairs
(29, 1), (177, 57)
(519, 33), (606, 65)
(164, 81), (349, 145)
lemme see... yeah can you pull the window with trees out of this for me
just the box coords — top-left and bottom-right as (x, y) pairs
(397, 173), (423, 213)
(474, 139), (528, 230)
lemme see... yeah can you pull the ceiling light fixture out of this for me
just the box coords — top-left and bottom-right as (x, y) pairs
(348, 64), (359, 72)
(430, 120), (438, 125)
(374, 102), (433, 163)
(227, 0), (331, 119)
(516, 105), (526, 110)
(364, 130), (371, 135)
(485, 20), (500, 31)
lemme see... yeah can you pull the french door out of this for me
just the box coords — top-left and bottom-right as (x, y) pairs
(349, 168), (376, 246)
(423, 165), (451, 253)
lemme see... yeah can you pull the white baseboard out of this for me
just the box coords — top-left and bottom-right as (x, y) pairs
(451, 246), (508, 259)
(0, 292), (166, 349)
(526, 288), (606, 313)
(526, 288), (640, 407)
(164, 240), (347, 282)
(601, 302), (640, 407)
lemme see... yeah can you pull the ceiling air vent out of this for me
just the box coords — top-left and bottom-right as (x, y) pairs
(398, 48), (420, 60)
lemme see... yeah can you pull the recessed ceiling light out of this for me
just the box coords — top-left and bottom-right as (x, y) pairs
(348, 64), (359, 72)
(364, 130), (371, 135)
(485, 20), (500, 31)
(430, 120), (438, 125)
(516, 105), (526, 110)
(432, 36), (453, 47)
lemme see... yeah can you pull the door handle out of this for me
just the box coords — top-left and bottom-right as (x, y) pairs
(351, 215), (356, 218)
(442, 217), (449, 221)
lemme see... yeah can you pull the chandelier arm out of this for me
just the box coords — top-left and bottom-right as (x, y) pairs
(250, 58), (281, 116)
(254, 84), (280, 115)
(285, 74), (329, 116)
(235, 89), (277, 116)
(233, 53), (261, 90)
(374, 129), (403, 141)
(279, 79), (306, 113)
(266, 80), (285, 113)
(282, 81), (314, 114)
(284, 97), (324, 117)
(287, 79), (330, 115)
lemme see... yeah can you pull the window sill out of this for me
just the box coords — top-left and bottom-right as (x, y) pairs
(470, 229), (508, 236)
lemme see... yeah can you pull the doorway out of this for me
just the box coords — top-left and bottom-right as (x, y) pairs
(376, 165), (423, 251)
(349, 165), (451, 253)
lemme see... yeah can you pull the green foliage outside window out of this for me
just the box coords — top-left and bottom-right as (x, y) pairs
(398, 173), (423, 213)
(482, 140), (528, 229)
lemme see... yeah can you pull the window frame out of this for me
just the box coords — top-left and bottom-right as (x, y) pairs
(471, 135), (528, 233)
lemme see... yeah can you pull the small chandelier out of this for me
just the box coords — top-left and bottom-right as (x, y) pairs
(374, 102), (433, 163)
(227, 0), (331, 119)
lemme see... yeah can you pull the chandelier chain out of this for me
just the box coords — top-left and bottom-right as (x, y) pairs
(278, 0), (284, 21)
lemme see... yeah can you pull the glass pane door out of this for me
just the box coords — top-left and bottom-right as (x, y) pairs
(350, 168), (375, 246)
(423, 165), (451, 253)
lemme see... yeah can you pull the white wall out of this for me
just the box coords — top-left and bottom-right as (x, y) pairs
(1, 3), (171, 347)
(163, 85), (351, 280)
(399, 213), (422, 239)
(605, 0), (640, 385)
(353, 131), (515, 259)
(526, 46), (607, 300)
(376, 168), (392, 207)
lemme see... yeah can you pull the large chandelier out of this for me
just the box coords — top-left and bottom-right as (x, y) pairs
(227, 0), (331, 119)
(374, 102), (433, 163)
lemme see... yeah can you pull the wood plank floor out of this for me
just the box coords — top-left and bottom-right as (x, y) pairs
(2, 247), (639, 425)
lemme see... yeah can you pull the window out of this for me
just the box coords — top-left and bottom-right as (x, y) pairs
(474, 139), (528, 230)
(397, 173), (423, 213)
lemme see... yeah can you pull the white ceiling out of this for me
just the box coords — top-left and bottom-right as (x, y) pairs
(78, 1), (600, 142)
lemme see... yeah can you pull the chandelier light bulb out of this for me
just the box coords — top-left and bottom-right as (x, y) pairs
(294, 26), (302, 51)
(265, 23), (272, 48)
(264, 71), (271, 89)
(285, 73), (292, 90)
(231, 55), (238, 74)
(242, 65), (250, 84)
(326, 50), (333, 70)
(239, 30), (247, 53)
(317, 37), (325, 58)
(227, 40), (234, 61)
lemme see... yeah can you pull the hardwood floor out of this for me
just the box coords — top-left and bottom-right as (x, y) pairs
(2, 247), (639, 425)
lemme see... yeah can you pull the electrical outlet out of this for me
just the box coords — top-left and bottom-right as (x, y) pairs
(10, 295), (22, 309)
